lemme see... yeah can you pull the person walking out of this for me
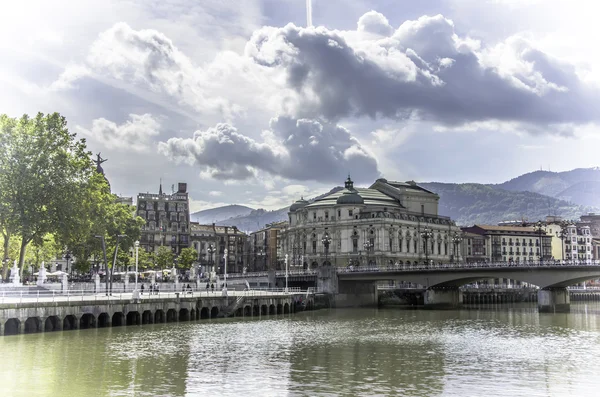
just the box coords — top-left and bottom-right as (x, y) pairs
(141, 284), (145, 295)
(211, 283), (214, 292)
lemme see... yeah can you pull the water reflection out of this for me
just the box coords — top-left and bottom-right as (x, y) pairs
(1, 304), (600, 397)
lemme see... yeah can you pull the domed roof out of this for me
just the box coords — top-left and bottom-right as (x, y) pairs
(336, 175), (364, 205)
(289, 197), (309, 212)
(336, 190), (364, 205)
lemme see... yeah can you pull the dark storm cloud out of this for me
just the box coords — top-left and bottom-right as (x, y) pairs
(158, 116), (379, 183)
(245, 14), (599, 129)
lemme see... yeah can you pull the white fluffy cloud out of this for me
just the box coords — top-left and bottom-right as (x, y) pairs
(77, 113), (160, 151)
(158, 116), (379, 183)
(244, 13), (599, 132)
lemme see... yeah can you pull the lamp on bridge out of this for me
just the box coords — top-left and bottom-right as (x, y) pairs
(451, 233), (463, 263)
(321, 232), (332, 266)
(532, 221), (547, 263)
(420, 228), (433, 266)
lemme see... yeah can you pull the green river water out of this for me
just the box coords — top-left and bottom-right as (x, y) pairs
(1, 303), (600, 397)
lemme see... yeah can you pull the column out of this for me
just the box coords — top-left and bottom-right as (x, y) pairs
(538, 287), (570, 313)
(424, 287), (463, 309)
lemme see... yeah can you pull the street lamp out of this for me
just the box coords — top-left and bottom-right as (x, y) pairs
(207, 244), (215, 277)
(363, 241), (373, 266)
(109, 234), (127, 295)
(64, 251), (72, 277)
(223, 248), (228, 294)
(285, 253), (289, 293)
(134, 240), (140, 295)
(451, 233), (463, 263)
(532, 221), (546, 263)
(420, 228), (433, 265)
(321, 232), (332, 266)
(94, 235), (109, 295)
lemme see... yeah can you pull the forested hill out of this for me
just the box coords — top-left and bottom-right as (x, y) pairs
(420, 182), (597, 226)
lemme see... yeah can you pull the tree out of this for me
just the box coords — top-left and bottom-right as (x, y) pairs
(178, 247), (197, 270)
(0, 113), (95, 273)
(155, 246), (174, 270)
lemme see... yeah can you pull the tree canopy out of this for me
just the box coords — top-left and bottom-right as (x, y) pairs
(0, 112), (144, 278)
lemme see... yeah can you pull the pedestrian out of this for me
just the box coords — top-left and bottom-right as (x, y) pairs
(211, 283), (214, 292)
(141, 284), (144, 295)
(206, 282), (209, 290)
(187, 283), (192, 294)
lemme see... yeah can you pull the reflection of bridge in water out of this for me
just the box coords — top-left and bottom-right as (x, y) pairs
(230, 262), (600, 312)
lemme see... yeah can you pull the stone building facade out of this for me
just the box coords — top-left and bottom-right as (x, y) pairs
(282, 177), (461, 268)
(136, 182), (190, 255)
(248, 222), (288, 271)
(190, 223), (247, 275)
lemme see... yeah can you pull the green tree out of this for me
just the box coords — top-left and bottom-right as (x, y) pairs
(0, 113), (95, 273)
(155, 246), (174, 270)
(177, 247), (197, 270)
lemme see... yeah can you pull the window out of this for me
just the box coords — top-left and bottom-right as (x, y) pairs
(148, 211), (156, 221)
(338, 210), (341, 218)
(421, 204), (425, 215)
(398, 237), (403, 253)
(312, 240), (317, 254)
(349, 210), (353, 217)
(313, 212), (317, 220)
(170, 213), (177, 221)
(389, 237), (393, 252)
(353, 239), (358, 253)
(179, 213), (186, 222)
(325, 211), (329, 220)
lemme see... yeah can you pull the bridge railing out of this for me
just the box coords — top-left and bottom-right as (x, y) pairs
(337, 260), (600, 274)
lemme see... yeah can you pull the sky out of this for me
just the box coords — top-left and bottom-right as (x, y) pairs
(2, 0), (600, 212)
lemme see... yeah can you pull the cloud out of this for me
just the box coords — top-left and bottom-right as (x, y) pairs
(158, 116), (380, 183)
(208, 191), (223, 197)
(357, 11), (394, 37)
(244, 13), (600, 132)
(77, 113), (160, 151)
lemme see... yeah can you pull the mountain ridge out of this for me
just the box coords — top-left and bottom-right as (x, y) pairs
(191, 167), (600, 232)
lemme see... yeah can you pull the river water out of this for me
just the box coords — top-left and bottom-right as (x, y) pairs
(2, 303), (600, 397)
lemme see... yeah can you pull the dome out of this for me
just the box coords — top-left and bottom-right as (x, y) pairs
(289, 197), (309, 212)
(336, 189), (364, 205)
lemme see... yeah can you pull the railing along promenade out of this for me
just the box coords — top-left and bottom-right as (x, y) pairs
(0, 287), (310, 305)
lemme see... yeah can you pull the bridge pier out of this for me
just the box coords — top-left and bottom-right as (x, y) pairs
(424, 288), (462, 310)
(538, 288), (570, 313)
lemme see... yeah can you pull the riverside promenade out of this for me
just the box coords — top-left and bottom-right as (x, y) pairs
(0, 288), (314, 336)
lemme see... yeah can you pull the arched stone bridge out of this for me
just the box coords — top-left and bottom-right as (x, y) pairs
(323, 263), (600, 312)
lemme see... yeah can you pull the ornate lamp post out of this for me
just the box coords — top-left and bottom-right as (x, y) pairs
(285, 253), (289, 292)
(451, 233), (463, 263)
(532, 221), (546, 263)
(321, 232), (332, 266)
(207, 244), (215, 277)
(223, 248), (228, 294)
(363, 241), (373, 266)
(134, 240), (139, 294)
(420, 228), (433, 265)
(64, 251), (72, 277)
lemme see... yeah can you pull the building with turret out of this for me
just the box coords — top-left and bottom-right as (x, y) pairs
(136, 182), (190, 255)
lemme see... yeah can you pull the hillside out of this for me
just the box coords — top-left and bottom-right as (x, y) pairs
(495, 167), (600, 207)
(420, 182), (596, 225)
(204, 187), (344, 232)
(196, 170), (600, 231)
(190, 204), (254, 224)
